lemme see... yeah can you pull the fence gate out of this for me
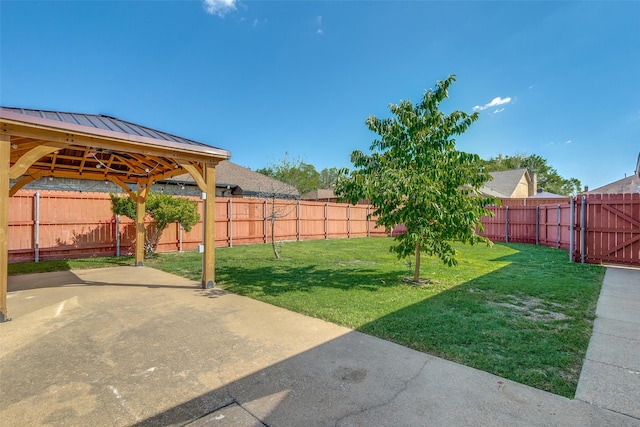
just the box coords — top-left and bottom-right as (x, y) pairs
(579, 193), (640, 266)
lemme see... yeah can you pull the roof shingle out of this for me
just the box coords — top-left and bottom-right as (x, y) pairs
(166, 161), (299, 198)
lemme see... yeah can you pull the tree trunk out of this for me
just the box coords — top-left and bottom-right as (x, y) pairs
(414, 241), (421, 282)
(145, 224), (166, 258)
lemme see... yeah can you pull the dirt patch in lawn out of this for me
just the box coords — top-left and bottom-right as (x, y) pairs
(488, 295), (570, 322)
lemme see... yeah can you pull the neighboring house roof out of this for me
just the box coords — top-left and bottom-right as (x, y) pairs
(301, 188), (337, 200)
(480, 168), (533, 198)
(476, 186), (506, 198)
(163, 161), (299, 198)
(587, 175), (640, 194)
(530, 191), (566, 198)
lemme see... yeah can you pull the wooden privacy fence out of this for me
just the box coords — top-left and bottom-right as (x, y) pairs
(480, 193), (640, 266)
(7, 191), (387, 263)
(7, 191), (639, 267)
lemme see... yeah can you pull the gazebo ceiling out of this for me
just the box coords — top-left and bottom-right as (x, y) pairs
(1, 107), (230, 194)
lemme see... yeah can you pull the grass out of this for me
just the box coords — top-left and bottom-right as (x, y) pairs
(7, 255), (134, 275)
(9, 238), (603, 398)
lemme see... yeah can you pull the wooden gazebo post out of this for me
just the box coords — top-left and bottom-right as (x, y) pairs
(202, 164), (216, 289)
(0, 135), (9, 322)
(135, 182), (149, 267)
(180, 162), (218, 289)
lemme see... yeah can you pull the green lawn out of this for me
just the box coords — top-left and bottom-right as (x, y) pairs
(7, 255), (134, 275)
(9, 238), (603, 397)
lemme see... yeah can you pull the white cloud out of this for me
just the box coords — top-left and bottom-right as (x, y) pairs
(316, 15), (323, 35)
(473, 96), (512, 112)
(203, 0), (237, 17)
(494, 108), (505, 114)
(565, 140), (572, 144)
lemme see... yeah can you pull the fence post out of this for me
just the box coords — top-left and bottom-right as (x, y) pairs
(535, 206), (539, 245)
(297, 200), (300, 241)
(325, 203), (328, 240)
(580, 196), (586, 263)
(178, 223), (183, 252)
(505, 206), (509, 243)
(115, 214), (120, 257)
(366, 205), (370, 237)
(556, 204), (561, 249)
(263, 200), (267, 244)
(34, 192), (40, 262)
(228, 198), (233, 248)
(569, 197), (574, 262)
(347, 205), (350, 238)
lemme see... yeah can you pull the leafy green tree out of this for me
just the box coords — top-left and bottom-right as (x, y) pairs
(320, 167), (341, 189)
(335, 75), (496, 283)
(110, 192), (200, 258)
(257, 153), (322, 195)
(482, 153), (581, 196)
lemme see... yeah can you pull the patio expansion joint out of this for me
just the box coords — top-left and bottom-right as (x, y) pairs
(591, 329), (640, 345)
(206, 360), (271, 426)
(332, 357), (433, 427)
(190, 398), (270, 427)
(582, 356), (640, 374)
(573, 398), (640, 423)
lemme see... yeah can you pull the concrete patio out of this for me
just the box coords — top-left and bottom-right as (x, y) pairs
(0, 266), (638, 426)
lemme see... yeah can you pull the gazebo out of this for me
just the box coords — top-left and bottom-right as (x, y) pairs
(0, 107), (231, 322)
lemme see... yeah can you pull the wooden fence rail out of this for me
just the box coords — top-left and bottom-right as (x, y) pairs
(7, 191), (640, 267)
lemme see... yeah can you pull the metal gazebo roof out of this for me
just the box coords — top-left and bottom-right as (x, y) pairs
(1, 107), (230, 193)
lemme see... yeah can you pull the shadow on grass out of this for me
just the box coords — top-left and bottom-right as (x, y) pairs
(8, 256), (135, 276)
(217, 263), (400, 296)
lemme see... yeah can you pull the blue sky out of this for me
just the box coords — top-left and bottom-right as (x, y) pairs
(1, 1), (638, 190)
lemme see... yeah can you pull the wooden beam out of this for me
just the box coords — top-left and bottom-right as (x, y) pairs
(202, 164), (216, 289)
(2, 122), (225, 164)
(24, 169), (132, 183)
(9, 144), (66, 179)
(135, 182), (150, 267)
(108, 177), (137, 199)
(112, 153), (150, 175)
(0, 136), (10, 322)
(181, 163), (206, 192)
(50, 150), (58, 172)
(9, 171), (44, 197)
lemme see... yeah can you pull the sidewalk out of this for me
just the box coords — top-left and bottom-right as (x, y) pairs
(575, 267), (640, 419)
